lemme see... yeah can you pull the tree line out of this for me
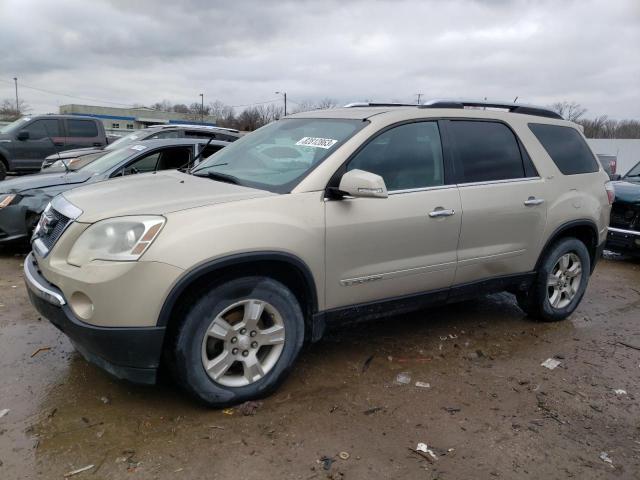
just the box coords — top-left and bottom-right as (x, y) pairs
(2, 97), (639, 138)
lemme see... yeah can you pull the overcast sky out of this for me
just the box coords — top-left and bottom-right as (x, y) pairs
(1, 0), (638, 118)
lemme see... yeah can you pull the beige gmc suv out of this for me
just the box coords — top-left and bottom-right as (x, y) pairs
(24, 100), (613, 406)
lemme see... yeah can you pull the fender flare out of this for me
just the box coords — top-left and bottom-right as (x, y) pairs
(535, 219), (600, 273)
(157, 251), (319, 327)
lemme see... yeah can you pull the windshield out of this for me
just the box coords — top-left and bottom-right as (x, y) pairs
(105, 131), (146, 150)
(193, 118), (366, 193)
(79, 145), (141, 174)
(0, 117), (30, 134)
(625, 161), (640, 178)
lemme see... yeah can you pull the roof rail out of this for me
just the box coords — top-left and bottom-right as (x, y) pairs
(419, 99), (563, 119)
(343, 102), (417, 108)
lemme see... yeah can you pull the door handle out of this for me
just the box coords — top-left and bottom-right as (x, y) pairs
(93, 142), (102, 146)
(524, 197), (545, 206)
(53, 142), (64, 147)
(428, 208), (456, 218)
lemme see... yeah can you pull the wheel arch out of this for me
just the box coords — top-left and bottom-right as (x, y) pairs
(158, 252), (319, 339)
(0, 151), (9, 171)
(535, 219), (599, 274)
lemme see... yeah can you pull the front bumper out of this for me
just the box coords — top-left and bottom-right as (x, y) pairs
(606, 227), (640, 256)
(0, 204), (29, 244)
(24, 252), (165, 384)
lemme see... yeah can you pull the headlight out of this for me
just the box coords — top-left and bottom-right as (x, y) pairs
(68, 216), (165, 265)
(0, 194), (17, 209)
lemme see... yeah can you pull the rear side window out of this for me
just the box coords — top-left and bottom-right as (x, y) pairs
(449, 121), (525, 183)
(67, 119), (99, 137)
(528, 123), (598, 175)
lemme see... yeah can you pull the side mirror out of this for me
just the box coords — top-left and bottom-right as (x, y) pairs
(337, 169), (388, 198)
(17, 130), (29, 141)
(610, 174), (621, 181)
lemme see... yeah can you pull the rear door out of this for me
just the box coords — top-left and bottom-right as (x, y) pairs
(325, 120), (461, 309)
(11, 118), (64, 170)
(63, 119), (103, 150)
(446, 120), (548, 285)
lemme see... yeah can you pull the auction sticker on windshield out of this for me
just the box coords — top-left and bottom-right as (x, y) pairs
(295, 137), (338, 149)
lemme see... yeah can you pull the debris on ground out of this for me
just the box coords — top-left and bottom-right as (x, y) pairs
(361, 354), (374, 373)
(222, 408), (234, 415)
(0, 409), (9, 418)
(416, 442), (438, 460)
(599, 451), (613, 465)
(395, 372), (411, 385)
(63, 465), (94, 477)
(613, 389), (627, 395)
(616, 341), (640, 352)
(443, 406), (461, 414)
(363, 406), (384, 415)
(541, 358), (561, 370)
(338, 451), (350, 460)
(30, 346), (51, 358)
(319, 455), (334, 470)
(238, 401), (263, 416)
(415, 381), (431, 389)
(99, 396), (111, 405)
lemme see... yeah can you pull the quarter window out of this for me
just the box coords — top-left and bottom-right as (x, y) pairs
(67, 120), (99, 137)
(23, 119), (61, 140)
(449, 121), (526, 183)
(347, 122), (445, 191)
(529, 123), (598, 175)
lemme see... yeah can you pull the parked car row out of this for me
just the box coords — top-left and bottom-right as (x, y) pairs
(0, 114), (242, 179)
(22, 100), (613, 406)
(606, 159), (640, 256)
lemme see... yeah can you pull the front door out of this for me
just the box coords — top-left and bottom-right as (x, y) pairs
(12, 118), (63, 170)
(325, 120), (461, 310)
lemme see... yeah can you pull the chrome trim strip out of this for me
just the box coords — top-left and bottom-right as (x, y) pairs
(457, 177), (542, 188)
(388, 184), (456, 195)
(23, 252), (66, 306)
(608, 227), (640, 237)
(51, 194), (83, 220)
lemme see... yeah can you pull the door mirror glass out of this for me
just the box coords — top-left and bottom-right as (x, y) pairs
(610, 173), (621, 181)
(17, 130), (29, 140)
(338, 169), (388, 198)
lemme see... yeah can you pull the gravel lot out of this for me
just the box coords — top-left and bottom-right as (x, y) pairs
(0, 247), (639, 479)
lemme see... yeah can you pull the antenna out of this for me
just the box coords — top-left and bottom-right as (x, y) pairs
(184, 137), (214, 172)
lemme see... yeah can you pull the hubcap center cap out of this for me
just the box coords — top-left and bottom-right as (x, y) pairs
(237, 335), (251, 350)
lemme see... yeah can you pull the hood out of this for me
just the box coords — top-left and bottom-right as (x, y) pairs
(0, 171), (92, 194)
(612, 180), (640, 205)
(63, 170), (276, 223)
(45, 147), (103, 161)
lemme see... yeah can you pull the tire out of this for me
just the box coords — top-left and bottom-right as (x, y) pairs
(170, 276), (305, 407)
(0, 161), (6, 181)
(517, 237), (591, 322)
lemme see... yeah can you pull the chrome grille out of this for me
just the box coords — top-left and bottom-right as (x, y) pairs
(610, 204), (639, 231)
(39, 209), (72, 250)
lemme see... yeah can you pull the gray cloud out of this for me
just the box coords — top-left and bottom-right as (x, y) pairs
(0, 0), (638, 118)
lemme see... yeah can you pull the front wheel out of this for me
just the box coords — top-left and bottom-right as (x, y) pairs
(517, 238), (591, 322)
(170, 277), (305, 407)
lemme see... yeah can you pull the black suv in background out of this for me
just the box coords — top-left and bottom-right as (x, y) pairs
(0, 115), (108, 179)
(607, 160), (640, 256)
(41, 124), (242, 170)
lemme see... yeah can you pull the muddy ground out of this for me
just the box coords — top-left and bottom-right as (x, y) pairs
(0, 247), (639, 480)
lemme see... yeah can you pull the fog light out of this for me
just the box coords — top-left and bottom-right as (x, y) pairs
(70, 292), (94, 320)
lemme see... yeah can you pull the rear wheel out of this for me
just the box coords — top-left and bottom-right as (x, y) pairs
(0, 161), (6, 181)
(517, 238), (590, 322)
(170, 277), (305, 406)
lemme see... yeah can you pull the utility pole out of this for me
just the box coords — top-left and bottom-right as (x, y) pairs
(416, 93), (422, 105)
(199, 93), (204, 123)
(276, 91), (287, 116)
(13, 77), (19, 114)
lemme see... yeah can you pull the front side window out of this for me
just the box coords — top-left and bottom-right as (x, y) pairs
(347, 121), (444, 191)
(24, 119), (61, 139)
(529, 123), (598, 175)
(449, 121), (525, 183)
(193, 118), (366, 193)
(67, 119), (99, 137)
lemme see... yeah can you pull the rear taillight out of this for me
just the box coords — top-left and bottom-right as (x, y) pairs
(609, 159), (617, 175)
(605, 182), (615, 205)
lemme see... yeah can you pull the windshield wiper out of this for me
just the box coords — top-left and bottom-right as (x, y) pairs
(196, 171), (240, 185)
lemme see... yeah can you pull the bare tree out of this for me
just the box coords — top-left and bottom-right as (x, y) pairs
(0, 98), (31, 120)
(550, 101), (588, 122)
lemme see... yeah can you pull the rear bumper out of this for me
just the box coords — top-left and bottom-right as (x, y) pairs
(24, 253), (165, 384)
(606, 227), (640, 256)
